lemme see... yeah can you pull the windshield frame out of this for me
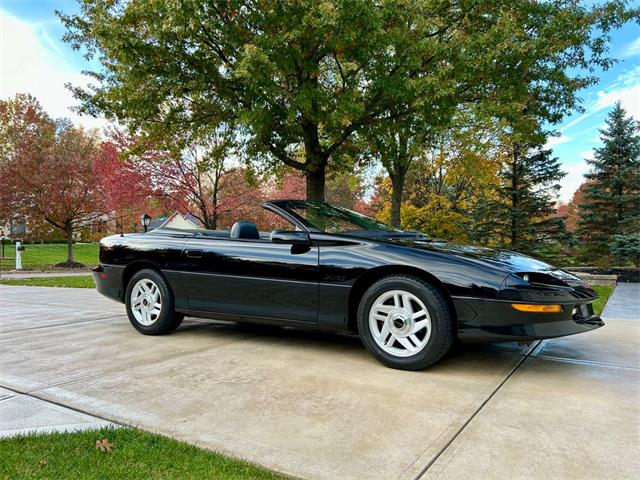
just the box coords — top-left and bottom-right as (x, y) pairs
(263, 200), (402, 235)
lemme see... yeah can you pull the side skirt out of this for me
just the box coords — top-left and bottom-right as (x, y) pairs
(175, 309), (320, 329)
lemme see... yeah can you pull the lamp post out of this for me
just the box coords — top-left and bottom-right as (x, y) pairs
(140, 213), (151, 233)
(0, 230), (4, 259)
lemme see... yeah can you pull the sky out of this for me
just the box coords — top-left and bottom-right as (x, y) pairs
(1, 1), (639, 203)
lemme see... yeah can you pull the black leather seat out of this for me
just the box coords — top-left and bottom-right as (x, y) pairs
(230, 221), (260, 240)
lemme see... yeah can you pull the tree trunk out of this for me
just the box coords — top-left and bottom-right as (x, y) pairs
(510, 148), (519, 250)
(390, 172), (405, 229)
(65, 223), (74, 264)
(306, 164), (326, 202)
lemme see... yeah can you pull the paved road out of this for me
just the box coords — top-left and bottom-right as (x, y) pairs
(0, 285), (638, 480)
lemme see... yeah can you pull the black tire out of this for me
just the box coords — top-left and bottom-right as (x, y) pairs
(125, 268), (184, 335)
(357, 275), (455, 370)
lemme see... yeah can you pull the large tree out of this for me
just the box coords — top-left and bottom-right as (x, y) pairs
(401, 126), (501, 241)
(108, 129), (258, 230)
(94, 141), (155, 233)
(59, 1), (632, 203)
(0, 95), (105, 266)
(364, 119), (433, 228)
(577, 102), (640, 266)
(472, 136), (567, 254)
(360, 1), (633, 226)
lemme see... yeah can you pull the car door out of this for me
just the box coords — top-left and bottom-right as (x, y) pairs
(181, 235), (319, 324)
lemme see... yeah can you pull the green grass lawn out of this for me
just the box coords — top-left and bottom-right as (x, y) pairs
(0, 427), (287, 480)
(0, 242), (98, 270)
(591, 284), (613, 316)
(0, 275), (95, 288)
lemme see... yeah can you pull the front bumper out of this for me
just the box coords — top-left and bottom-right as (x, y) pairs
(92, 264), (125, 303)
(454, 296), (604, 343)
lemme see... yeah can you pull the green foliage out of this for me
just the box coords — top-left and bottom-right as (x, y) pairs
(472, 141), (568, 255)
(0, 275), (95, 288)
(577, 102), (640, 267)
(591, 285), (614, 316)
(0, 426), (285, 480)
(610, 235), (640, 266)
(394, 122), (502, 242)
(58, 0), (635, 202)
(401, 199), (471, 241)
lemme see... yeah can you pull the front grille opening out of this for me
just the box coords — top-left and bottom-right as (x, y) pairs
(572, 303), (595, 321)
(516, 272), (568, 287)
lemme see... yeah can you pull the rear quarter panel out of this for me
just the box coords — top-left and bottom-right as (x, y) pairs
(99, 233), (190, 309)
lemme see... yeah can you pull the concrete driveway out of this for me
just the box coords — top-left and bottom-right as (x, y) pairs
(1, 284), (638, 480)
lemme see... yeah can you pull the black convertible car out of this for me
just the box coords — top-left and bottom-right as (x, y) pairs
(93, 200), (603, 370)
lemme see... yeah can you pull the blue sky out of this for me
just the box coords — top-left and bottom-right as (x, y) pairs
(1, 1), (639, 202)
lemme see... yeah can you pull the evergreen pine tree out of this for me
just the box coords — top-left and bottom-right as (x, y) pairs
(577, 102), (640, 266)
(473, 141), (567, 255)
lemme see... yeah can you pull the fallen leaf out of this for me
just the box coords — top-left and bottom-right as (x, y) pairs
(95, 439), (113, 452)
(38, 458), (47, 468)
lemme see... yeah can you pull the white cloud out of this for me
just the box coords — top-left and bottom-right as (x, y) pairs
(559, 152), (593, 203)
(623, 37), (640, 58)
(559, 65), (640, 134)
(593, 83), (640, 120)
(544, 135), (571, 149)
(616, 65), (640, 87)
(0, 10), (107, 131)
(580, 150), (594, 162)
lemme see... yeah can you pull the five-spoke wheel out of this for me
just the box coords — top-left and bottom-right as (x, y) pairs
(369, 289), (432, 357)
(358, 275), (455, 370)
(125, 269), (183, 335)
(130, 279), (163, 326)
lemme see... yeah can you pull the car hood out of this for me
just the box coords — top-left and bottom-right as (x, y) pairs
(380, 236), (578, 279)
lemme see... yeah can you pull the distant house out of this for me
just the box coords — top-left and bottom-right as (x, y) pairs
(148, 212), (203, 231)
(0, 216), (27, 239)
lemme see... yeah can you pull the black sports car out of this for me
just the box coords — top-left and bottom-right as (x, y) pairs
(93, 200), (603, 370)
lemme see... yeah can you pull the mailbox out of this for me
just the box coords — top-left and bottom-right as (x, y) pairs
(15, 240), (24, 270)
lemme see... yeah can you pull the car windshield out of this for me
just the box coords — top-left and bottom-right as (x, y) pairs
(274, 200), (400, 234)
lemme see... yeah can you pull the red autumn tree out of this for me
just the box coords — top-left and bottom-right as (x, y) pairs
(266, 171), (307, 201)
(556, 181), (590, 233)
(94, 141), (155, 233)
(0, 95), (106, 266)
(109, 129), (262, 230)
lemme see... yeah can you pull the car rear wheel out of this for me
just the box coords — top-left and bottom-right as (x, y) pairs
(125, 269), (183, 335)
(357, 275), (455, 370)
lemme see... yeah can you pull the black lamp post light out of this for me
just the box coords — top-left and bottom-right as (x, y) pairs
(140, 213), (151, 233)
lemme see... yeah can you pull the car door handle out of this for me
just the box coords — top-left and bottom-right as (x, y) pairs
(185, 249), (203, 258)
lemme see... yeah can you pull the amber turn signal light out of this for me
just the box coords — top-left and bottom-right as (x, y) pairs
(511, 304), (562, 313)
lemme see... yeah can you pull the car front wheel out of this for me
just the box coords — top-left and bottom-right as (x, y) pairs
(125, 269), (183, 335)
(357, 275), (455, 370)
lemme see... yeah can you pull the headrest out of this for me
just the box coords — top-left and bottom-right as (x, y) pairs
(230, 221), (260, 240)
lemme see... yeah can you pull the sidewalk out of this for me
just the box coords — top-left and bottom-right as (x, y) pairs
(602, 283), (640, 320)
(0, 387), (114, 438)
(0, 270), (92, 279)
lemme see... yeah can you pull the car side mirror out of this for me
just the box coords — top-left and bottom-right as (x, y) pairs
(270, 230), (310, 245)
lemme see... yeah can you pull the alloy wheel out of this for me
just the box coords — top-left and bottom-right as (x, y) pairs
(130, 278), (162, 326)
(368, 289), (432, 357)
